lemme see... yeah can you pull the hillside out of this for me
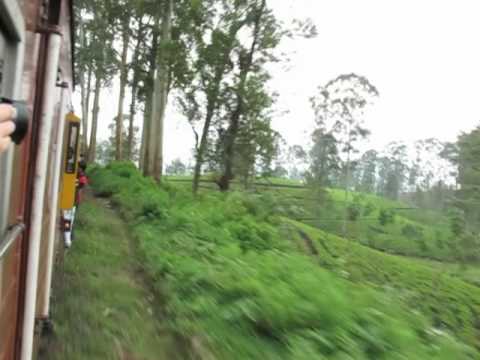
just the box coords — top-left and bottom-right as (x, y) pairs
(283, 219), (480, 347)
(166, 176), (455, 262)
(81, 163), (480, 358)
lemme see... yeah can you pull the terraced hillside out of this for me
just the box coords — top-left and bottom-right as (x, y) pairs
(166, 176), (456, 262)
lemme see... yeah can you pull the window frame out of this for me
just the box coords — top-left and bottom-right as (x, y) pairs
(0, 0), (25, 244)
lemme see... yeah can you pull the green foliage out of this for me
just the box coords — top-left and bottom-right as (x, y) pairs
(89, 161), (140, 197)
(98, 116), (141, 164)
(290, 220), (480, 353)
(347, 202), (361, 221)
(401, 224), (424, 240)
(166, 158), (188, 176)
(378, 208), (395, 226)
(363, 202), (375, 216)
(450, 210), (466, 238)
(185, 180), (456, 262)
(47, 200), (181, 360)
(89, 163), (477, 359)
(448, 126), (480, 230)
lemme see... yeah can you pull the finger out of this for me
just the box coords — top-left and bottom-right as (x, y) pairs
(0, 121), (15, 137)
(0, 104), (14, 122)
(0, 137), (12, 153)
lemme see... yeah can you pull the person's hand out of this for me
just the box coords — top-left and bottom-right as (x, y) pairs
(0, 104), (16, 154)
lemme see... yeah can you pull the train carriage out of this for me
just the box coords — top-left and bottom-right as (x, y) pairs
(0, 0), (77, 359)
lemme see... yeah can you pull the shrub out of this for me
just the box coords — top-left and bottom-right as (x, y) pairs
(363, 202), (376, 216)
(401, 224), (424, 240)
(450, 211), (466, 238)
(378, 209), (395, 226)
(347, 203), (361, 221)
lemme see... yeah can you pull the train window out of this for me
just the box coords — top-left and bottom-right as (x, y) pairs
(65, 122), (80, 174)
(0, 0), (25, 245)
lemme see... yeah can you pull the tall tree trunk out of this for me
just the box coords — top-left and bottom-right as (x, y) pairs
(83, 67), (92, 155)
(140, 94), (152, 173)
(78, 21), (91, 156)
(128, 82), (137, 161)
(146, 78), (158, 175)
(88, 74), (102, 163)
(192, 61), (229, 194)
(115, 25), (130, 161)
(218, 105), (242, 191)
(193, 101), (216, 194)
(128, 21), (144, 162)
(141, 17), (160, 175)
(79, 70), (87, 151)
(150, 0), (172, 182)
(79, 67), (93, 156)
(342, 123), (352, 239)
(128, 66), (138, 162)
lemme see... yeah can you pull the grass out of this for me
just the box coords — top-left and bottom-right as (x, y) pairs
(86, 162), (478, 359)
(42, 198), (184, 360)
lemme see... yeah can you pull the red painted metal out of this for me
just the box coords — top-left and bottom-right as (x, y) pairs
(0, 0), (75, 358)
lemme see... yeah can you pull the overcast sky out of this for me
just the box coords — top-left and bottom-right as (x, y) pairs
(76, 0), (480, 164)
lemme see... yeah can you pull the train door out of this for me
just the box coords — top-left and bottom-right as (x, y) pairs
(60, 113), (81, 248)
(0, 1), (26, 359)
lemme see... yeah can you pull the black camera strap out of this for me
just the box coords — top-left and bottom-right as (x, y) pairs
(1, 97), (29, 145)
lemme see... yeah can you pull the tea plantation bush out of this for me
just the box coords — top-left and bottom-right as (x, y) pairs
(89, 163), (475, 359)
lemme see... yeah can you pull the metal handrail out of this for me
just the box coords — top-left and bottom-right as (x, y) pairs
(0, 222), (25, 259)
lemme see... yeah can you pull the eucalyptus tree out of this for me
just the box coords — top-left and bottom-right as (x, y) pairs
(103, 115), (140, 164)
(166, 158), (187, 176)
(217, 72), (283, 189)
(140, 0), (198, 178)
(127, 2), (151, 161)
(175, 1), (255, 193)
(216, 4), (319, 191)
(387, 142), (408, 200)
(75, 0), (117, 163)
(106, 0), (160, 162)
(286, 145), (308, 180)
(310, 74), (379, 236)
(440, 128), (480, 262)
(75, 13), (93, 154)
(175, 1), (316, 193)
(310, 74), (378, 185)
(402, 138), (455, 207)
(145, 0), (173, 180)
(355, 149), (378, 193)
(106, 1), (131, 161)
(216, 0), (276, 191)
(449, 127), (480, 231)
(375, 142), (409, 200)
(306, 129), (340, 187)
(140, 14), (160, 173)
(231, 109), (282, 187)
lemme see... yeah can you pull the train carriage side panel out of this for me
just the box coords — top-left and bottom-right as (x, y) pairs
(0, 0), (32, 359)
(0, 0), (75, 358)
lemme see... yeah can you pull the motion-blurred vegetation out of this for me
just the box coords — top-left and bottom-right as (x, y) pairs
(86, 162), (478, 359)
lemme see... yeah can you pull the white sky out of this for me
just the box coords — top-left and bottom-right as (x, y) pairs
(75, 0), (480, 164)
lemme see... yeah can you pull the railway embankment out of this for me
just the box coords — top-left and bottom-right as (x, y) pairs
(40, 195), (185, 360)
